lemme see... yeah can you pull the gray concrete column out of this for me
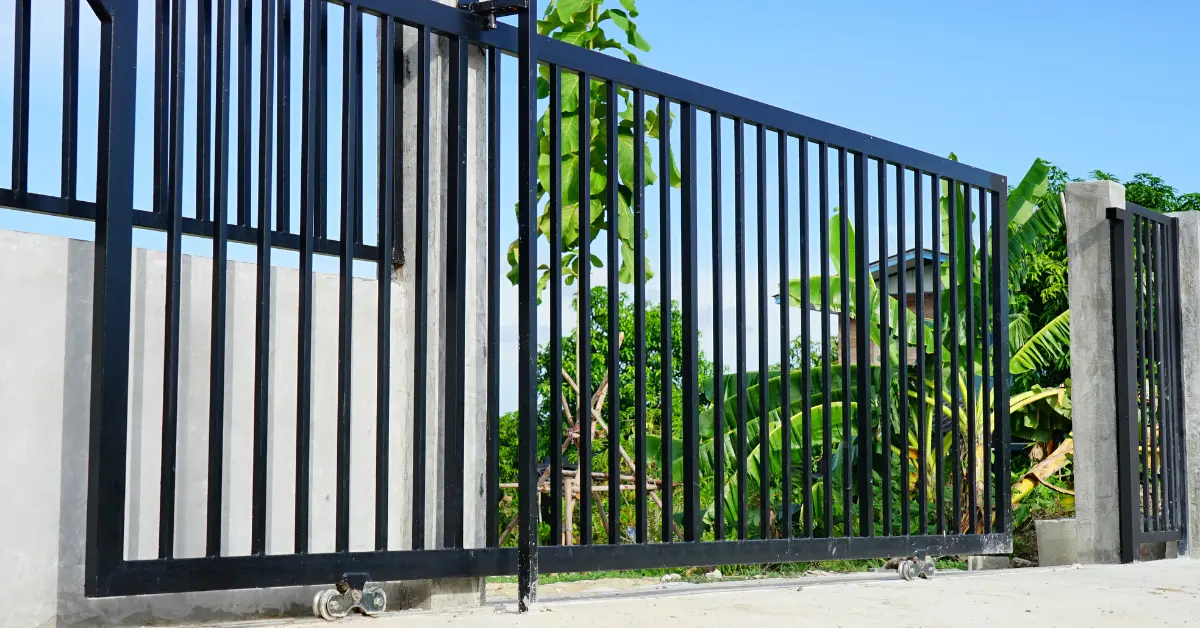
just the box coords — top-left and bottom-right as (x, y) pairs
(1170, 212), (1200, 557)
(1065, 180), (1126, 564)
(396, 0), (490, 607)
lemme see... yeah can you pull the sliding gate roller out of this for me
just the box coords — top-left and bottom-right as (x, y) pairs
(895, 557), (937, 581)
(313, 573), (387, 621)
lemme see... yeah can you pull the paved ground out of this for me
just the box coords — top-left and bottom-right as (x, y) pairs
(202, 560), (1200, 628)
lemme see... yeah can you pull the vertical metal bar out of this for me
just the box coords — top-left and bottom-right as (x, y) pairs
(709, 111), (724, 542)
(658, 96), (673, 543)
(1162, 219), (1177, 532)
(83, 0), (138, 596)
(877, 159), (891, 536)
(1158, 219), (1172, 531)
(443, 34), (469, 551)
(837, 147), (852, 537)
(799, 139), (813, 538)
(1136, 216), (1149, 532)
(158, 0), (188, 560)
(734, 120), (749, 541)
(1171, 223), (1184, 533)
(151, 0), (170, 215)
(948, 179), (961, 533)
(1166, 218), (1178, 531)
(778, 132), (792, 539)
(10, 0), (35, 194)
(207, 0), (233, 558)
(548, 65), (564, 547)
(334, 5), (361, 554)
(236, 0), (252, 227)
(634, 90), (648, 543)
(62, 0), (81, 199)
(756, 125), (770, 539)
(853, 152), (871, 537)
(392, 26), (406, 265)
(1168, 222), (1186, 536)
(375, 15), (396, 552)
(978, 188), (991, 533)
(895, 165), (909, 535)
(486, 44), (501, 549)
(964, 185), (977, 532)
(681, 102), (700, 542)
(410, 25), (431, 551)
(607, 80), (625, 544)
(250, 0), (275, 557)
(197, 0), (213, 221)
(1162, 221), (1176, 532)
(1143, 216), (1158, 530)
(991, 186), (1011, 533)
(578, 73), (593, 546)
(932, 175), (945, 535)
(276, 0), (291, 231)
(314, 0), (329, 239)
(1110, 208), (1139, 564)
(818, 143), (833, 537)
(516, 0), (540, 609)
(10, 0), (31, 194)
(1153, 220), (1166, 530)
(914, 172), (927, 534)
(294, 0), (318, 555)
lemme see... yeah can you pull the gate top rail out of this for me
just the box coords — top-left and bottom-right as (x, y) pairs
(366, 0), (1004, 191)
(1109, 201), (1177, 225)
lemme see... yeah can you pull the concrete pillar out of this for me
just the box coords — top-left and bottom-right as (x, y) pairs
(397, 0), (490, 606)
(1065, 180), (1126, 564)
(1171, 212), (1200, 557)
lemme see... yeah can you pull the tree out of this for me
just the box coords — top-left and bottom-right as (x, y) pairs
(505, 0), (679, 299)
(496, 287), (711, 484)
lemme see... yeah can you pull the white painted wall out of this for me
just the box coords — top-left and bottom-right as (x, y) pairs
(0, 222), (487, 626)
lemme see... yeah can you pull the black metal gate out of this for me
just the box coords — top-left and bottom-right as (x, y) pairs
(1110, 203), (1188, 563)
(3, 0), (1011, 611)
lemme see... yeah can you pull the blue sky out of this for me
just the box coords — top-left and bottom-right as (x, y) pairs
(1, 0), (1197, 415)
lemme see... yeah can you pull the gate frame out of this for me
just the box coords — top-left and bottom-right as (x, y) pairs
(0, 0), (1014, 606)
(1109, 202), (1189, 564)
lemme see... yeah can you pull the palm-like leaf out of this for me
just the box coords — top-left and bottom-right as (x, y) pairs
(1010, 310), (1070, 375)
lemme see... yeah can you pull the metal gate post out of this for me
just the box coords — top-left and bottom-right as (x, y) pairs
(84, 0), (140, 597)
(516, 0), (540, 612)
(1108, 207), (1140, 564)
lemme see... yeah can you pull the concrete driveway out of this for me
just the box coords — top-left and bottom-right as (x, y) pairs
(197, 559), (1200, 628)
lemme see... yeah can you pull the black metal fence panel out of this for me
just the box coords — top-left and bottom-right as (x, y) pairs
(1109, 203), (1188, 563)
(0, 0), (1010, 605)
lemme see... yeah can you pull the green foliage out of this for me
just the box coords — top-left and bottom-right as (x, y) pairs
(506, 0), (680, 299)
(1089, 170), (1197, 213)
(1010, 310), (1070, 376)
(536, 287), (712, 449)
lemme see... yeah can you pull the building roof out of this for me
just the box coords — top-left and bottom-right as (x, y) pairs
(868, 247), (950, 277)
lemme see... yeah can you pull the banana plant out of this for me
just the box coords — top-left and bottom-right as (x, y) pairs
(505, 0), (681, 300)
(657, 207), (922, 537)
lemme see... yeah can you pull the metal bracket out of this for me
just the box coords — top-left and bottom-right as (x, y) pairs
(312, 573), (386, 621)
(459, 0), (529, 30)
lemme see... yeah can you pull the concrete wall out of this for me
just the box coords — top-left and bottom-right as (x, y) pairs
(1172, 212), (1200, 557)
(0, 224), (488, 625)
(0, 12), (492, 627)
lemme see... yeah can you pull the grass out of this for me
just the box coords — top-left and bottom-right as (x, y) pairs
(487, 557), (968, 585)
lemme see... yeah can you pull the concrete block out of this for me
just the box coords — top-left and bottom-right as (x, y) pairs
(966, 556), (1011, 571)
(1036, 518), (1079, 567)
